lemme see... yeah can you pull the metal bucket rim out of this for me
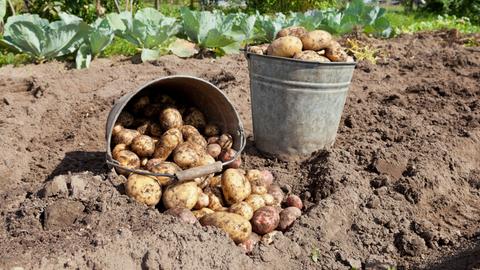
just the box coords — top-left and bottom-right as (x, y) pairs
(245, 51), (357, 66)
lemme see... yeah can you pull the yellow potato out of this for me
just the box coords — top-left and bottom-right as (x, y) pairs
(192, 208), (215, 220)
(267, 36), (303, 58)
(159, 107), (183, 130)
(113, 149), (141, 174)
(130, 135), (155, 157)
(267, 184), (284, 206)
(262, 194), (275, 206)
(221, 169), (251, 205)
(153, 128), (183, 161)
(245, 194), (266, 211)
(207, 144), (222, 159)
(194, 190), (210, 210)
(173, 142), (201, 169)
(187, 133), (207, 148)
(162, 181), (199, 210)
(209, 175), (222, 188)
(184, 108), (206, 131)
(181, 125), (207, 148)
(113, 128), (140, 146)
(300, 30), (333, 51)
(136, 121), (152, 135)
(124, 173), (161, 206)
(112, 143), (127, 157)
(146, 161), (180, 186)
(207, 191), (224, 211)
(293, 50), (331, 62)
(204, 123), (220, 137)
(325, 41), (348, 62)
(276, 26), (307, 39)
(246, 169), (267, 194)
(149, 122), (163, 137)
(199, 212), (252, 244)
(229, 201), (254, 220)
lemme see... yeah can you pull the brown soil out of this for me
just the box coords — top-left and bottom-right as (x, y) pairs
(0, 31), (479, 270)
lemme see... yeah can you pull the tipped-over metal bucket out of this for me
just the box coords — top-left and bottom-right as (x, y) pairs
(105, 75), (246, 181)
(246, 53), (356, 161)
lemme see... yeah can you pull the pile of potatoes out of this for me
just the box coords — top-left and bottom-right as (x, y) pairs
(111, 93), (304, 252)
(248, 26), (354, 63)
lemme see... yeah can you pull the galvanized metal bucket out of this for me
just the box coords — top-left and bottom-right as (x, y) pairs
(105, 75), (246, 181)
(246, 53), (356, 161)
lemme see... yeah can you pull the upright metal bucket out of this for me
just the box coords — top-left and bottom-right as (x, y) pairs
(105, 75), (246, 181)
(246, 53), (356, 161)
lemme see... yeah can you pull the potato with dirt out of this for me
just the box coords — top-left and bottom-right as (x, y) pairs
(113, 149), (141, 173)
(192, 207), (215, 219)
(300, 30), (332, 51)
(162, 181), (199, 210)
(276, 26), (307, 39)
(277, 207), (302, 231)
(293, 50), (331, 62)
(207, 143), (222, 159)
(112, 143), (127, 157)
(260, 170), (274, 187)
(173, 142), (201, 169)
(238, 232), (261, 253)
(200, 212), (252, 243)
(181, 125), (207, 148)
(325, 41), (349, 62)
(146, 160), (180, 186)
(194, 190), (210, 210)
(285, 194), (303, 209)
(184, 108), (206, 131)
(221, 169), (251, 205)
(130, 135), (155, 157)
(148, 122), (163, 137)
(159, 107), (183, 130)
(204, 124), (220, 137)
(217, 134), (233, 150)
(246, 169), (268, 194)
(251, 206), (280, 235)
(267, 184), (284, 206)
(245, 194), (266, 211)
(116, 111), (135, 127)
(247, 44), (269, 55)
(143, 103), (163, 118)
(229, 201), (254, 220)
(113, 128), (140, 146)
(153, 128), (183, 161)
(164, 207), (197, 224)
(262, 194), (275, 206)
(124, 174), (161, 206)
(267, 36), (303, 58)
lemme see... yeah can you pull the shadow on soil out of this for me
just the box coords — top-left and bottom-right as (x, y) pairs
(48, 151), (107, 180)
(425, 241), (480, 270)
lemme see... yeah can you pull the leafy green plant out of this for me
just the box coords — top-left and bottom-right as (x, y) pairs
(106, 8), (180, 62)
(310, 247), (320, 263)
(0, 13), (87, 61)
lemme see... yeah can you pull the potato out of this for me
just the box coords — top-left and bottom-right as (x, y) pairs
(173, 142), (201, 169)
(267, 184), (284, 206)
(143, 103), (163, 118)
(146, 161), (180, 186)
(164, 207), (197, 224)
(221, 169), (251, 205)
(262, 194), (275, 206)
(187, 133), (207, 148)
(252, 185), (268, 195)
(200, 212), (252, 243)
(141, 158), (148, 167)
(207, 144), (222, 159)
(153, 128), (183, 161)
(162, 181), (199, 210)
(293, 50), (331, 62)
(204, 124), (220, 137)
(131, 96), (150, 114)
(347, 55), (355, 63)
(251, 206), (280, 235)
(192, 207), (215, 220)
(325, 41), (348, 62)
(130, 135), (155, 157)
(116, 111), (135, 127)
(260, 170), (274, 187)
(285, 194), (303, 209)
(219, 149), (241, 169)
(261, 230), (281, 245)
(245, 169), (261, 182)
(245, 194), (266, 211)
(247, 45), (265, 55)
(246, 169), (267, 194)
(159, 107), (183, 130)
(149, 122), (163, 137)
(229, 201), (254, 220)
(154, 94), (176, 105)
(112, 143), (127, 157)
(113, 150), (141, 173)
(113, 128), (140, 146)
(194, 190), (210, 210)
(238, 232), (261, 253)
(207, 191), (224, 211)
(267, 36), (303, 58)
(218, 134), (233, 150)
(207, 136), (220, 145)
(278, 207), (301, 231)
(300, 30), (332, 51)
(124, 174), (161, 206)
(209, 175), (222, 188)
(184, 108), (206, 131)
(112, 124), (123, 136)
(276, 26), (307, 39)
(136, 121), (151, 135)
(180, 125), (200, 139)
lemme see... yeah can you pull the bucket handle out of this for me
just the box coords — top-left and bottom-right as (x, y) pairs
(106, 128), (247, 181)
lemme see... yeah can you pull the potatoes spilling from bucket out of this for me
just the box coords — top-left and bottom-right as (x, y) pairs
(111, 93), (304, 252)
(247, 27), (353, 63)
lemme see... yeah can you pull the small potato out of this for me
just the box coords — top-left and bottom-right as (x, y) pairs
(194, 191), (210, 210)
(136, 121), (152, 135)
(154, 94), (176, 105)
(153, 128), (183, 161)
(251, 206), (280, 235)
(267, 36), (303, 58)
(112, 124), (123, 136)
(293, 50), (331, 62)
(218, 134), (233, 150)
(207, 144), (222, 159)
(162, 181), (199, 210)
(200, 212), (252, 244)
(238, 232), (261, 253)
(204, 124), (220, 137)
(184, 108), (206, 131)
(164, 207), (197, 224)
(146, 161), (180, 186)
(116, 111), (135, 127)
(113, 128), (140, 146)
(276, 26), (307, 39)
(112, 143), (127, 157)
(143, 103), (163, 118)
(277, 207), (302, 231)
(207, 191), (224, 210)
(192, 207), (215, 219)
(252, 185), (268, 195)
(222, 169), (251, 205)
(173, 142), (201, 169)
(267, 184), (284, 206)
(285, 194), (303, 209)
(219, 149), (241, 169)
(245, 194), (266, 211)
(114, 150), (141, 173)
(300, 30), (332, 51)
(246, 169), (267, 195)
(229, 201), (254, 220)
(260, 170), (274, 187)
(262, 194), (275, 206)
(325, 41), (348, 62)
(125, 174), (161, 206)
(149, 122), (163, 137)
(130, 135), (155, 157)
(131, 95), (150, 114)
(159, 107), (183, 130)
(207, 136), (220, 144)
(247, 45), (265, 55)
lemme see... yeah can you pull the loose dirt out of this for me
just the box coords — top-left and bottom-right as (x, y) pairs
(0, 31), (479, 270)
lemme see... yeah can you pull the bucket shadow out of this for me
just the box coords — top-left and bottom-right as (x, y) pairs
(47, 151), (108, 180)
(423, 241), (480, 270)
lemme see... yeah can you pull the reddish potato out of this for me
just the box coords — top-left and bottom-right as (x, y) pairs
(260, 170), (274, 187)
(277, 207), (301, 231)
(207, 136), (220, 144)
(285, 194), (303, 209)
(251, 206), (280, 235)
(164, 207), (197, 224)
(219, 149), (241, 169)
